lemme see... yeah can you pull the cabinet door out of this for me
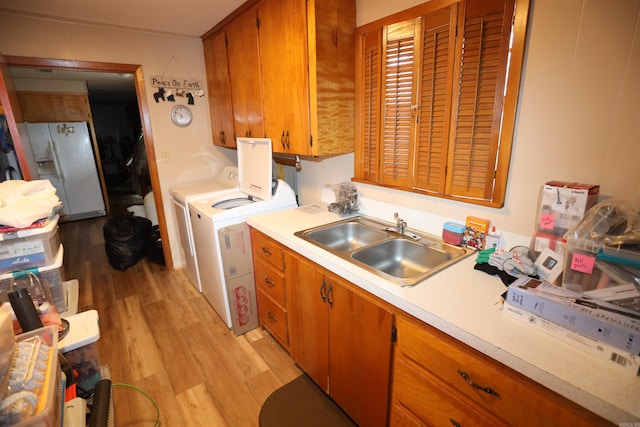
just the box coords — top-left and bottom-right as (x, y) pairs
(18, 93), (91, 122)
(290, 255), (330, 391)
(226, 5), (264, 138)
(257, 0), (309, 154)
(203, 31), (236, 147)
(328, 274), (393, 427)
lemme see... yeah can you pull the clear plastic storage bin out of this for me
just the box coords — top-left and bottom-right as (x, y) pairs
(0, 245), (66, 313)
(0, 325), (60, 427)
(0, 216), (60, 275)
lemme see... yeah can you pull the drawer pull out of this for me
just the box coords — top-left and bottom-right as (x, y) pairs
(264, 276), (275, 287)
(267, 310), (278, 322)
(457, 370), (500, 397)
(449, 420), (461, 427)
(261, 247), (273, 256)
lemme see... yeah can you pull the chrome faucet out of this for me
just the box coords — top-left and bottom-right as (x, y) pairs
(394, 212), (406, 234)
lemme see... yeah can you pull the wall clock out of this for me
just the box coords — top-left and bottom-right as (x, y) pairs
(170, 104), (193, 127)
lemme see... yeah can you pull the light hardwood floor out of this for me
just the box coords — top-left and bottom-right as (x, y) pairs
(59, 215), (302, 426)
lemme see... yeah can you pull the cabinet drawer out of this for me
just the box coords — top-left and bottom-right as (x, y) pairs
(392, 356), (502, 427)
(251, 230), (284, 270)
(254, 256), (285, 305)
(257, 289), (288, 346)
(395, 316), (610, 427)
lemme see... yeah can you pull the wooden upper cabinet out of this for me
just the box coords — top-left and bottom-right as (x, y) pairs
(225, 5), (264, 139)
(257, 0), (309, 154)
(18, 92), (91, 122)
(204, 0), (356, 155)
(203, 32), (236, 147)
(257, 0), (356, 156)
(306, 0), (356, 156)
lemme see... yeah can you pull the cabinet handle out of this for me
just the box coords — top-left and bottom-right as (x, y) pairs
(261, 247), (272, 257)
(264, 276), (275, 287)
(285, 130), (290, 150)
(449, 420), (461, 427)
(457, 370), (500, 397)
(219, 130), (225, 145)
(246, 130), (251, 137)
(320, 278), (327, 302)
(327, 283), (334, 307)
(410, 104), (420, 110)
(266, 310), (278, 322)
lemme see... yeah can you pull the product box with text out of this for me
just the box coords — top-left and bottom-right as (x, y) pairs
(537, 181), (599, 236)
(463, 216), (490, 250)
(505, 277), (640, 354)
(503, 301), (639, 376)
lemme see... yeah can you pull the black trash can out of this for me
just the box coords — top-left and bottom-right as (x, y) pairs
(103, 215), (153, 271)
(146, 225), (166, 266)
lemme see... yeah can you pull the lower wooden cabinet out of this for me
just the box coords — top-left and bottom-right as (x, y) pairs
(290, 255), (394, 427)
(391, 315), (613, 427)
(250, 228), (291, 351)
(250, 227), (614, 426)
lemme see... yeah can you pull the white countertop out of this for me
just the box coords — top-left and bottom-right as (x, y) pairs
(247, 204), (640, 424)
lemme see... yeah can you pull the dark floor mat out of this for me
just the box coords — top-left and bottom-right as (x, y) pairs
(259, 375), (357, 427)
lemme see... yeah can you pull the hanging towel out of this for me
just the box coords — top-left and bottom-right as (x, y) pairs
(0, 180), (61, 228)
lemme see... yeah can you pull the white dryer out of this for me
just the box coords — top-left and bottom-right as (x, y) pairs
(188, 138), (297, 331)
(169, 166), (238, 292)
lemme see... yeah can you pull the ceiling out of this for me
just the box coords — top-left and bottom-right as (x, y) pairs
(1, 0), (247, 94)
(0, 0), (246, 38)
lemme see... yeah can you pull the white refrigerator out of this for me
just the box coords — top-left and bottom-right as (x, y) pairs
(25, 122), (105, 221)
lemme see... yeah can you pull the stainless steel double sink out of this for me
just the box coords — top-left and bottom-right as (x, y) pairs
(294, 216), (473, 287)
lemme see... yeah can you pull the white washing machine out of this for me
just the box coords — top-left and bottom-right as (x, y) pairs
(169, 166), (238, 292)
(189, 138), (297, 329)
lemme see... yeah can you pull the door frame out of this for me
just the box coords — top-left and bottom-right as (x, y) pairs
(0, 55), (174, 270)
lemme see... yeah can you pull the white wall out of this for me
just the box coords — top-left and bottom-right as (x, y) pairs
(303, 0), (640, 239)
(1, 0), (639, 265)
(0, 11), (237, 268)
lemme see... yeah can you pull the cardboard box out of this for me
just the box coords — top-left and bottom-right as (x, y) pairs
(218, 223), (259, 335)
(538, 181), (599, 236)
(503, 302), (640, 376)
(218, 223), (254, 278)
(505, 277), (640, 354)
(463, 216), (490, 250)
(226, 273), (259, 336)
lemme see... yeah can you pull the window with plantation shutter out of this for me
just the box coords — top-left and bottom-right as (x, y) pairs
(354, 0), (529, 208)
(380, 19), (419, 187)
(414, 5), (457, 193)
(447, 0), (516, 201)
(357, 31), (381, 183)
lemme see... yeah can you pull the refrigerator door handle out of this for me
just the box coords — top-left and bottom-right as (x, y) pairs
(48, 139), (65, 183)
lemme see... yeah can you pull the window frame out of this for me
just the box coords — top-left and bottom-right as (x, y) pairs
(354, 0), (530, 208)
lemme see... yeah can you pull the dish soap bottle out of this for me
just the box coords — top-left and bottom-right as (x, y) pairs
(485, 226), (503, 250)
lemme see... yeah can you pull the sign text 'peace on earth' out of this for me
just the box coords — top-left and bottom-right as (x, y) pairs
(151, 76), (202, 90)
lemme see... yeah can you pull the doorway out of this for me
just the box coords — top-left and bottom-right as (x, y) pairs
(9, 66), (149, 214)
(0, 55), (172, 269)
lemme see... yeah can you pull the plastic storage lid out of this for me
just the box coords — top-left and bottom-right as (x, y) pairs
(0, 215), (59, 242)
(443, 222), (465, 232)
(58, 309), (100, 353)
(236, 137), (273, 201)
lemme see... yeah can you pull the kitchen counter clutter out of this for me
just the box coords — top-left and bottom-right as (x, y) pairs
(246, 203), (640, 424)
